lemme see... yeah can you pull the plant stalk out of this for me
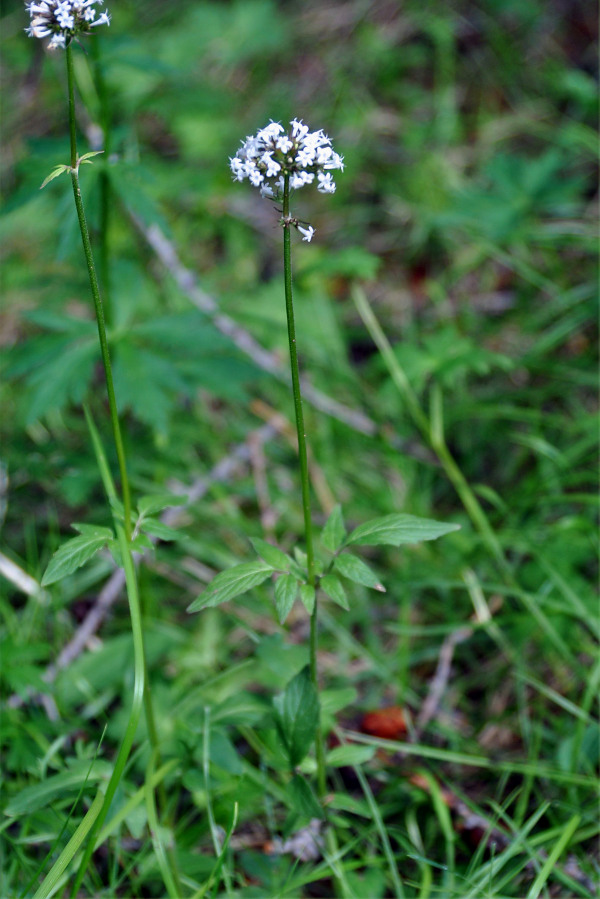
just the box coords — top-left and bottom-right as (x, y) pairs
(66, 44), (131, 538)
(65, 45), (181, 896)
(282, 177), (326, 799)
(90, 33), (112, 323)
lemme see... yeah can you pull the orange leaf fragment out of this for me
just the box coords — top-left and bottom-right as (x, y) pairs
(360, 706), (407, 740)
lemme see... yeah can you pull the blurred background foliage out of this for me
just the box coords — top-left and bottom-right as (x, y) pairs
(0, 0), (598, 895)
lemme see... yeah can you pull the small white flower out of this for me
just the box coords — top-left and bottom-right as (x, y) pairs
(291, 119), (309, 140)
(262, 152), (281, 178)
(317, 171), (336, 194)
(24, 0), (110, 49)
(297, 224), (315, 242)
(275, 136), (293, 153)
(290, 171), (314, 190)
(296, 145), (316, 167)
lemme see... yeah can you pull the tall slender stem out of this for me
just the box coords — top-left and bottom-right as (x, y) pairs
(282, 177), (326, 798)
(90, 34), (112, 323)
(66, 44), (131, 539)
(65, 46), (182, 895)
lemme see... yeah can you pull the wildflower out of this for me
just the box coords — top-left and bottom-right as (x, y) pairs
(230, 119), (344, 201)
(297, 224), (315, 242)
(25, 0), (110, 50)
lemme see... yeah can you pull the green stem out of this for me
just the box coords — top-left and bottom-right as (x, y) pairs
(282, 177), (326, 799)
(65, 48), (182, 895)
(66, 44), (131, 539)
(90, 34), (112, 323)
(70, 525), (144, 898)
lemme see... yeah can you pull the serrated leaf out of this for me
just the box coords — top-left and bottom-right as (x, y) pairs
(187, 561), (273, 612)
(274, 574), (299, 624)
(299, 584), (315, 615)
(326, 744), (376, 767)
(113, 343), (189, 436)
(40, 165), (70, 189)
(320, 574), (349, 610)
(137, 493), (186, 517)
(71, 523), (114, 538)
(294, 547), (308, 570)
(346, 514), (460, 547)
(334, 553), (386, 592)
(19, 337), (98, 425)
(321, 505), (346, 552)
(251, 537), (291, 571)
(78, 150), (104, 164)
(130, 534), (153, 553)
(42, 526), (113, 586)
(141, 519), (181, 541)
(287, 774), (324, 819)
(273, 666), (320, 768)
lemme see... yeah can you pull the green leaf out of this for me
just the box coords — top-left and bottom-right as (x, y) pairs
(294, 547), (308, 570)
(250, 537), (291, 571)
(287, 774), (324, 819)
(78, 150), (104, 164)
(273, 666), (320, 768)
(109, 532), (153, 567)
(137, 493), (186, 517)
(187, 561), (273, 612)
(40, 165), (70, 189)
(211, 692), (269, 727)
(320, 574), (349, 610)
(109, 496), (126, 522)
(299, 584), (315, 615)
(346, 513), (460, 547)
(113, 343), (189, 436)
(130, 534), (153, 553)
(274, 574), (299, 624)
(321, 505), (346, 552)
(42, 525), (113, 586)
(16, 336), (98, 425)
(326, 744), (376, 767)
(4, 761), (111, 816)
(334, 553), (386, 592)
(141, 519), (181, 541)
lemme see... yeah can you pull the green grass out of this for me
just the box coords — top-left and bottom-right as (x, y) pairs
(1, 0), (598, 896)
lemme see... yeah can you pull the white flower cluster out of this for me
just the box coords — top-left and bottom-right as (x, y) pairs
(25, 0), (110, 49)
(230, 119), (344, 200)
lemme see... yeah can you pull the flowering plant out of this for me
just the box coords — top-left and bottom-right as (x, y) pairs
(230, 119), (344, 240)
(25, 0), (110, 49)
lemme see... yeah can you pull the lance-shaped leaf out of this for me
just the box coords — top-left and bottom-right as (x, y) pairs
(346, 513), (459, 547)
(334, 553), (386, 592)
(273, 666), (320, 768)
(275, 574), (299, 624)
(326, 744), (376, 767)
(320, 505), (346, 552)
(251, 537), (292, 571)
(40, 164), (70, 190)
(187, 560), (273, 612)
(320, 574), (349, 610)
(287, 774), (324, 819)
(42, 524), (113, 586)
(137, 493), (186, 517)
(141, 519), (181, 542)
(299, 584), (315, 615)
